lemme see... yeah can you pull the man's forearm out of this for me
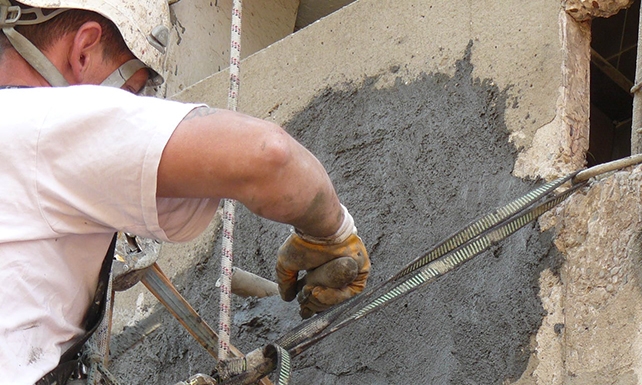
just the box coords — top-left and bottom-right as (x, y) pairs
(242, 137), (344, 238)
(157, 107), (344, 236)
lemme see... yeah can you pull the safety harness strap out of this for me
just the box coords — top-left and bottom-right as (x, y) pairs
(2, 27), (69, 87)
(36, 234), (118, 385)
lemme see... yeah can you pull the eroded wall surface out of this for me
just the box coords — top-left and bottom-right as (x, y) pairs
(528, 168), (642, 385)
(108, 0), (642, 384)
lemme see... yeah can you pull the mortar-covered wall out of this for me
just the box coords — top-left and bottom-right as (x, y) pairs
(109, 0), (641, 384)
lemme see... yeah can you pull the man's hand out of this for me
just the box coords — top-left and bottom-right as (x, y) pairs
(275, 206), (370, 319)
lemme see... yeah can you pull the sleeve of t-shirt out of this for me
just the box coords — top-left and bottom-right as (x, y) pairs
(36, 86), (219, 242)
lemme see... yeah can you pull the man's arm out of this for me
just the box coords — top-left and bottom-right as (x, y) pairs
(156, 106), (369, 319)
(156, 107), (343, 237)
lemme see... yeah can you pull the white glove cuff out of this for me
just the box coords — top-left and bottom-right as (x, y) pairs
(295, 204), (356, 245)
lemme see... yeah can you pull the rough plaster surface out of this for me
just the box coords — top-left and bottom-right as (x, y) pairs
(513, 10), (591, 181)
(110, 44), (563, 385)
(529, 168), (642, 385)
(565, 0), (634, 21)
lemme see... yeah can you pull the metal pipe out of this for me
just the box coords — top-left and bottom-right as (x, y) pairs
(142, 263), (225, 359)
(573, 153), (642, 183)
(142, 264), (275, 385)
(229, 267), (279, 298)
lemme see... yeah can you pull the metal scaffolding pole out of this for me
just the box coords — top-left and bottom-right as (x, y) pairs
(631, 1), (642, 154)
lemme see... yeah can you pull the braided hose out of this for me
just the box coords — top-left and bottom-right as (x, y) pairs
(219, 0), (243, 361)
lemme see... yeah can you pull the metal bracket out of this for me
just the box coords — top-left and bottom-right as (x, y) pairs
(112, 233), (160, 291)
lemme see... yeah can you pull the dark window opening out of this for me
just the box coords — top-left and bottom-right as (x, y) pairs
(589, 0), (638, 167)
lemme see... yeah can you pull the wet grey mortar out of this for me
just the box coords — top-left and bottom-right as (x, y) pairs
(110, 42), (563, 384)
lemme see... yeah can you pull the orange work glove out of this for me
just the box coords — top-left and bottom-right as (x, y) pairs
(276, 205), (370, 319)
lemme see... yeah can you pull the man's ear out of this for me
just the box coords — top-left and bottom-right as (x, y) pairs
(69, 21), (103, 83)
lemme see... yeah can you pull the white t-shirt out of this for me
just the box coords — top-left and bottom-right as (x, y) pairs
(0, 85), (219, 384)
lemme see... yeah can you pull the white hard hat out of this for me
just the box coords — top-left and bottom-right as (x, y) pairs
(1, 0), (171, 86)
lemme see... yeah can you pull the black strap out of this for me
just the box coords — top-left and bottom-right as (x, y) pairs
(34, 360), (79, 385)
(36, 233), (117, 385)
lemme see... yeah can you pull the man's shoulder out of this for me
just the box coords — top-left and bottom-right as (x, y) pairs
(0, 85), (200, 140)
(0, 84), (146, 100)
(0, 85), (32, 89)
(2, 85), (184, 117)
(0, 84), (131, 102)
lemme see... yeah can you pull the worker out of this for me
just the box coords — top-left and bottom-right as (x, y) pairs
(0, 0), (370, 384)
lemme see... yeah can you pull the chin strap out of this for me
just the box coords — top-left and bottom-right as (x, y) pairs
(101, 58), (147, 88)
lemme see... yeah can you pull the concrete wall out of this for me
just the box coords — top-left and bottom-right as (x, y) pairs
(109, 0), (642, 384)
(160, 0), (299, 96)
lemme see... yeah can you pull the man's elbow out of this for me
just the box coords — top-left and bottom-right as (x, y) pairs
(258, 123), (295, 173)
